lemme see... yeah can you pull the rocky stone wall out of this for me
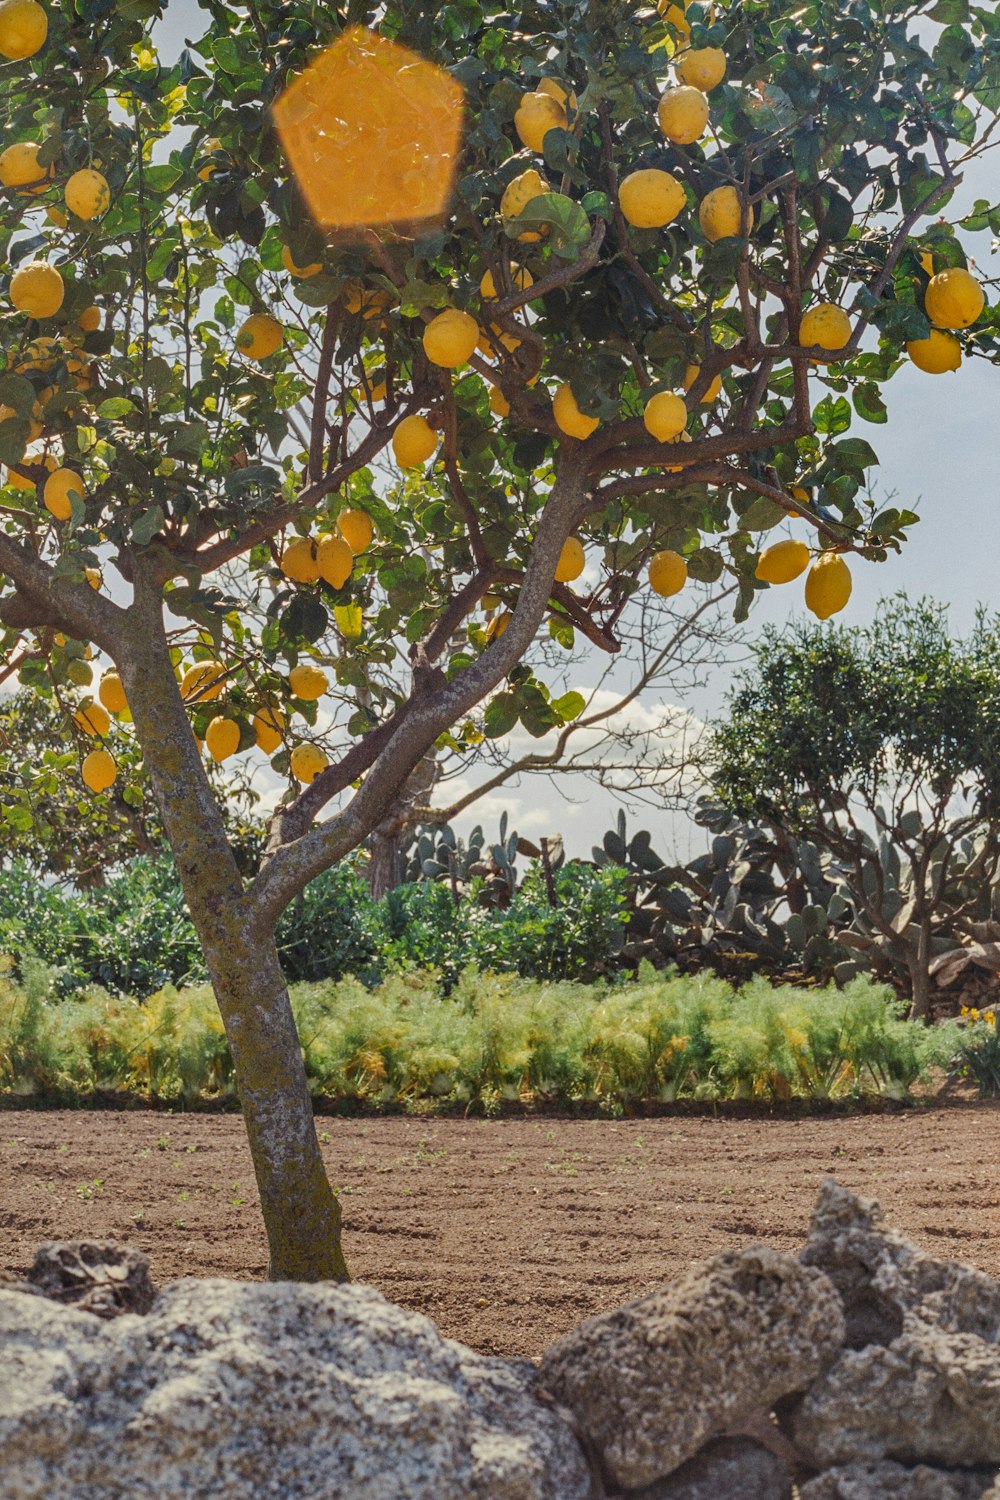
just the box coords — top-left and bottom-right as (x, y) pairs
(2, 1179), (1000, 1499)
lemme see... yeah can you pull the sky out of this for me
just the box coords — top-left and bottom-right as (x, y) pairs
(75, 7), (1000, 862)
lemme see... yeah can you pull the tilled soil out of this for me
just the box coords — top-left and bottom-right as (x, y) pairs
(2, 1105), (998, 1357)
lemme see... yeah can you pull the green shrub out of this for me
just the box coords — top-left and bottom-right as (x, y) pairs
(948, 1010), (1000, 1097)
(276, 862), (383, 985)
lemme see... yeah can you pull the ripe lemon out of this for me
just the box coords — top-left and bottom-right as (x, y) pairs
(489, 385), (510, 417)
(906, 328), (961, 374)
(236, 313), (283, 361)
(98, 672), (127, 715)
(479, 264), (534, 300)
(73, 701), (110, 737)
(334, 602), (363, 639)
(799, 303), (852, 352)
(676, 47), (726, 91)
(84, 567), (100, 590)
(756, 538), (810, 585)
(10, 261), (64, 319)
(553, 383), (599, 439)
(0, 0), (47, 60)
(648, 550), (688, 597)
(392, 413), (438, 468)
(4, 464), (35, 491)
(618, 168), (686, 229)
(253, 707), (285, 754)
(77, 304), (101, 333)
(280, 536), (320, 584)
(281, 244), (323, 278)
(485, 610), (511, 641)
(290, 742), (329, 783)
(65, 168), (110, 221)
(924, 267), (984, 330)
(791, 486), (810, 502)
(536, 77), (577, 112)
(316, 532), (353, 588)
(501, 167), (548, 242)
(514, 90), (566, 152)
(657, 87), (710, 145)
(804, 552), (852, 619)
(205, 716), (240, 762)
(82, 748), (116, 792)
(43, 466), (83, 520)
(554, 536), (585, 583)
(180, 659), (226, 702)
(289, 663), (327, 701)
(423, 308), (478, 368)
(683, 364), (722, 402)
(336, 508), (373, 554)
(0, 141), (52, 194)
(699, 185), (749, 242)
(643, 391), (687, 442)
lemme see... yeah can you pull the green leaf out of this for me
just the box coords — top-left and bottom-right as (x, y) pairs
(830, 437), (879, 472)
(739, 497), (787, 532)
(131, 506), (164, 545)
(552, 690), (586, 722)
(813, 395), (852, 435)
(484, 692), (518, 739)
(143, 163), (183, 194)
(97, 398), (137, 420)
(928, 0), (968, 19)
(509, 193), (590, 260)
(280, 594), (328, 644)
(852, 382), (888, 425)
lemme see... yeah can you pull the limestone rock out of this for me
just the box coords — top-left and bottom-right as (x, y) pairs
(0, 1278), (591, 1500)
(539, 1244), (844, 1490)
(23, 1240), (157, 1319)
(626, 1437), (793, 1499)
(800, 1460), (998, 1500)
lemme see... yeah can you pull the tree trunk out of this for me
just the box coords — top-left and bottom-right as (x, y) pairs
(909, 919), (933, 1023)
(368, 824), (404, 900)
(118, 587), (347, 1281)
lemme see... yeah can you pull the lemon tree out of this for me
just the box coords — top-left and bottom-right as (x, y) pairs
(0, 0), (997, 1278)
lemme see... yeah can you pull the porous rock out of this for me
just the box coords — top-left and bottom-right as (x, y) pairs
(625, 1437), (793, 1500)
(793, 1181), (1000, 1469)
(25, 1239), (157, 1318)
(539, 1244), (844, 1490)
(800, 1460), (998, 1500)
(0, 1277), (591, 1500)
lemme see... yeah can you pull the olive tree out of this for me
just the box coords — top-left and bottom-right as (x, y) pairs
(0, 0), (997, 1276)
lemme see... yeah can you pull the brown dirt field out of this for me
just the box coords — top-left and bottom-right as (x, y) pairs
(2, 1105), (999, 1358)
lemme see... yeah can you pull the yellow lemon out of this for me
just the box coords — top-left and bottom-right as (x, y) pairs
(180, 659), (226, 702)
(554, 536), (585, 584)
(336, 508), (373, 554)
(648, 550), (688, 597)
(924, 267), (984, 330)
(683, 364), (722, 401)
(553, 383), (599, 439)
(676, 47), (726, 91)
(0, 0), (47, 60)
(98, 672), (127, 715)
(65, 168), (110, 221)
(316, 532), (353, 588)
(4, 464), (35, 491)
(289, 663), (328, 701)
(423, 307), (479, 368)
(236, 313), (283, 361)
(392, 413), (438, 468)
(804, 552), (852, 619)
(643, 391), (687, 442)
(280, 535), (320, 584)
(81, 748), (116, 792)
(253, 707), (285, 754)
(10, 261), (64, 319)
(791, 485), (811, 502)
(334, 602), (363, 639)
(84, 566), (100, 590)
(77, 304), (101, 333)
(479, 264), (534, 300)
(489, 384), (510, 417)
(43, 466), (83, 520)
(290, 742), (328, 783)
(657, 87), (710, 145)
(514, 90), (566, 153)
(500, 167), (549, 242)
(618, 168), (686, 229)
(799, 303), (852, 352)
(906, 328), (961, 373)
(755, 538), (810, 585)
(699, 185), (749, 242)
(281, 244), (323, 278)
(0, 140), (53, 194)
(205, 716), (240, 762)
(73, 701), (110, 737)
